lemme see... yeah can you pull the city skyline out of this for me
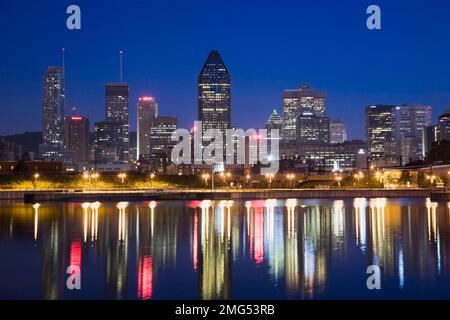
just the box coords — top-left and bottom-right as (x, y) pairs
(2, 1), (450, 138)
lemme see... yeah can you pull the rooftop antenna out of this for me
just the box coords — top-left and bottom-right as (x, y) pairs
(71, 106), (76, 115)
(119, 49), (123, 82)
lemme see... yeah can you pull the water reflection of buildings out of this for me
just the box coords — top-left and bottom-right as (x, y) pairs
(2, 196), (450, 299)
(198, 200), (232, 299)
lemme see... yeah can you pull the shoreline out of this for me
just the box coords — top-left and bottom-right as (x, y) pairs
(0, 188), (446, 203)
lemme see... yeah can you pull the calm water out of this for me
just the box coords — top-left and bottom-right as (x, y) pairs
(0, 198), (450, 300)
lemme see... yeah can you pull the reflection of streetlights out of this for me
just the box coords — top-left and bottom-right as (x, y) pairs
(118, 173), (127, 185)
(33, 173), (40, 189)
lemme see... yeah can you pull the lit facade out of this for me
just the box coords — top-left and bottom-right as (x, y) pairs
(330, 119), (347, 144)
(40, 66), (65, 160)
(64, 115), (89, 164)
(137, 96), (158, 160)
(105, 83), (129, 162)
(365, 104), (432, 166)
(282, 84), (326, 142)
(266, 109), (282, 131)
(197, 51), (231, 141)
(296, 112), (330, 145)
(94, 121), (128, 163)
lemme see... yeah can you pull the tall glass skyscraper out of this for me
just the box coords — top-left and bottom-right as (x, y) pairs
(104, 83), (129, 162)
(40, 66), (65, 160)
(197, 51), (231, 141)
(137, 96), (158, 160)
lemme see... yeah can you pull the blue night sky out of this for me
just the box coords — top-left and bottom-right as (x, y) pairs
(1, 0), (450, 138)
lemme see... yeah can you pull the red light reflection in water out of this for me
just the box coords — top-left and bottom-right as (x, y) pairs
(193, 210), (199, 271)
(254, 207), (264, 265)
(69, 239), (82, 269)
(137, 255), (153, 300)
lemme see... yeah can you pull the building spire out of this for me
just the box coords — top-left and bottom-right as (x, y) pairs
(119, 50), (124, 82)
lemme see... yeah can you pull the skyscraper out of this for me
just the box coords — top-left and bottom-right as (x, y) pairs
(330, 119), (347, 144)
(40, 66), (65, 160)
(137, 96), (158, 160)
(266, 109), (282, 131)
(94, 121), (128, 163)
(105, 83), (129, 162)
(282, 84), (326, 142)
(365, 105), (396, 161)
(64, 115), (89, 164)
(198, 50), (231, 141)
(148, 116), (177, 171)
(296, 112), (330, 145)
(365, 104), (432, 166)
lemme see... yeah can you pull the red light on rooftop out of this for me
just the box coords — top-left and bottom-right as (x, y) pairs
(71, 116), (82, 120)
(139, 96), (154, 102)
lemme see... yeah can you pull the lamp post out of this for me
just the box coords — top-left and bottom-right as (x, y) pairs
(118, 173), (127, 186)
(92, 172), (99, 189)
(33, 173), (39, 189)
(201, 173), (210, 188)
(150, 173), (155, 189)
(286, 173), (295, 189)
(335, 174), (342, 188)
(266, 173), (274, 189)
(426, 174), (436, 190)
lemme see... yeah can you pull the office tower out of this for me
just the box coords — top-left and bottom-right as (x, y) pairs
(266, 109), (282, 131)
(148, 116), (177, 171)
(365, 105), (396, 162)
(94, 121), (128, 163)
(330, 119), (347, 144)
(437, 109), (450, 141)
(40, 66), (65, 160)
(197, 50), (231, 141)
(296, 112), (330, 145)
(137, 96), (158, 160)
(64, 115), (89, 164)
(365, 104), (432, 166)
(149, 116), (177, 155)
(394, 105), (432, 164)
(282, 84), (326, 142)
(105, 83), (129, 162)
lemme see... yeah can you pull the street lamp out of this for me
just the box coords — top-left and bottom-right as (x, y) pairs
(201, 173), (210, 188)
(91, 172), (99, 189)
(335, 174), (342, 188)
(118, 173), (127, 185)
(150, 173), (155, 189)
(286, 173), (295, 188)
(266, 173), (274, 188)
(246, 174), (251, 188)
(426, 174), (436, 189)
(33, 173), (39, 189)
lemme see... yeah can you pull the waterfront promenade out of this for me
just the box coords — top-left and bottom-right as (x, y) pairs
(0, 188), (445, 203)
